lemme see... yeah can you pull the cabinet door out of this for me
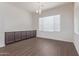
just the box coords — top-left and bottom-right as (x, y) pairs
(5, 32), (15, 44)
(14, 31), (21, 41)
(30, 31), (35, 38)
(30, 31), (33, 37)
(30, 31), (36, 38)
(21, 31), (27, 40)
(26, 31), (31, 38)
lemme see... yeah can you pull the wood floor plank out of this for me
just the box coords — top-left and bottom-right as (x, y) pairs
(0, 38), (78, 56)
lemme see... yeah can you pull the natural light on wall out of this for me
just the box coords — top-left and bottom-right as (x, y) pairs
(38, 15), (60, 32)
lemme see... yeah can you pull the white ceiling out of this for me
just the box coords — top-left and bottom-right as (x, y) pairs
(8, 2), (69, 13)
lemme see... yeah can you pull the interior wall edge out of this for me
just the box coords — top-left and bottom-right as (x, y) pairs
(73, 42), (79, 55)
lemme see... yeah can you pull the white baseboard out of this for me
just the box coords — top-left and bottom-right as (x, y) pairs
(37, 36), (73, 43)
(0, 44), (5, 48)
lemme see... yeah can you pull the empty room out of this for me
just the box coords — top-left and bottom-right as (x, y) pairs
(0, 2), (79, 56)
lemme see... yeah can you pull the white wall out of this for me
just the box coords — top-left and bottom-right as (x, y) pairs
(0, 3), (34, 47)
(0, 13), (5, 47)
(33, 3), (74, 42)
(3, 3), (34, 32)
(74, 3), (79, 54)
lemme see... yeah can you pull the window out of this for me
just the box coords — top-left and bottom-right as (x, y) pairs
(39, 15), (60, 32)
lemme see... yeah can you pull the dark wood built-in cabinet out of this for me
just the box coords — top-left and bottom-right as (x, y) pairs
(21, 31), (27, 40)
(5, 32), (15, 44)
(14, 31), (22, 41)
(5, 30), (36, 45)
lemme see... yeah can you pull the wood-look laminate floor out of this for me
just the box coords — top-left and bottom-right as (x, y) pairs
(0, 38), (78, 56)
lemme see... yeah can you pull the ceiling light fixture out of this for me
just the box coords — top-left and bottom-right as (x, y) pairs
(36, 2), (42, 15)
